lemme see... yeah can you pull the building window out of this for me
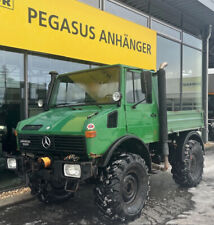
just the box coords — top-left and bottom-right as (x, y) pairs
(157, 36), (181, 111)
(182, 46), (202, 110)
(0, 50), (24, 150)
(78, 0), (100, 8)
(151, 20), (181, 40)
(0, 50), (24, 190)
(104, 0), (148, 27)
(183, 32), (202, 50)
(0, 51), (24, 95)
(28, 55), (90, 117)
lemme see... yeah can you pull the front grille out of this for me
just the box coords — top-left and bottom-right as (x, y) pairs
(18, 134), (86, 155)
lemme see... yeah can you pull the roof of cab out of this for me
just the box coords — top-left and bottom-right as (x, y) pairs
(57, 64), (155, 78)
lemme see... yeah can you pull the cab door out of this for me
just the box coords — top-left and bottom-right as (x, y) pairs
(125, 69), (158, 143)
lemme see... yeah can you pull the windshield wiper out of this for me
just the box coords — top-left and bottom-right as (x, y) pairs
(132, 98), (146, 109)
(87, 111), (99, 119)
(53, 103), (73, 108)
(53, 101), (103, 109)
(53, 103), (83, 108)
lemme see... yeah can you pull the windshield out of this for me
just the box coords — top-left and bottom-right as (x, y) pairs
(50, 66), (120, 107)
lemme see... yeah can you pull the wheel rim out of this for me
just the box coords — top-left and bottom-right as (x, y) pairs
(190, 154), (197, 174)
(190, 151), (201, 179)
(122, 172), (138, 204)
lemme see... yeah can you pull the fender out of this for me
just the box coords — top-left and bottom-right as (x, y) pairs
(99, 135), (152, 170)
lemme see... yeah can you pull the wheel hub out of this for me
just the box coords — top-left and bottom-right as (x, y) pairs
(190, 154), (197, 173)
(190, 152), (201, 179)
(122, 173), (138, 204)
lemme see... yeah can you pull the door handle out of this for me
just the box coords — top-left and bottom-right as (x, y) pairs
(150, 113), (157, 118)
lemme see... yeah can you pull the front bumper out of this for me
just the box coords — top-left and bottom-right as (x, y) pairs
(6, 155), (96, 181)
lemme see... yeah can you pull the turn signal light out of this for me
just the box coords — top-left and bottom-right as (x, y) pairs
(85, 131), (96, 138)
(14, 130), (18, 137)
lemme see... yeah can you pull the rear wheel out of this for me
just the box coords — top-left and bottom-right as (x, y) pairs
(171, 139), (204, 187)
(94, 153), (150, 222)
(208, 123), (214, 141)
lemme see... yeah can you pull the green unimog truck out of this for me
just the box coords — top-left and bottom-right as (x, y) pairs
(6, 64), (204, 222)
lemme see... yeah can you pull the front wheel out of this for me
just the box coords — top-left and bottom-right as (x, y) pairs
(30, 179), (74, 203)
(94, 153), (150, 222)
(171, 140), (204, 187)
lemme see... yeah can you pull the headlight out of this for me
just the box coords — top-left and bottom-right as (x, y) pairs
(7, 158), (17, 169)
(64, 164), (81, 178)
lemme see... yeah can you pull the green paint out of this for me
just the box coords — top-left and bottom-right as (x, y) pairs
(61, 116), (86, 132)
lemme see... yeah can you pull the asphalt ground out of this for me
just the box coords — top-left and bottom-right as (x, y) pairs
(0, 144), (213, 225)
(0, 172), (193, 225)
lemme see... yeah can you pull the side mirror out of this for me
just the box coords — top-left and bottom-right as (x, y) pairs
(38, 99), (44, 108)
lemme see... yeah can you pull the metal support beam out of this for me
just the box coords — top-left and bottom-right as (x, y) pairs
(202, 25), (212, 143)
(100, 0), (104, 10)
(24, 53), (28, 119)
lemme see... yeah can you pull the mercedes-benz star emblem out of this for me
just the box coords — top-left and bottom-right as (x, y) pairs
(42, 136), (51, 149)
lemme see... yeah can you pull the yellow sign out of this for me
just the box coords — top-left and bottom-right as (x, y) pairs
(0, 0), (157, 70)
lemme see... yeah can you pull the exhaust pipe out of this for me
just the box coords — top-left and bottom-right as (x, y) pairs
(46, 71), (58, 107)
(158, 62), (169, 171)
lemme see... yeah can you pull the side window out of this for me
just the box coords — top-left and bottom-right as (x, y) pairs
(134, 73), (145, 102)
(126, 72), (134, 103)
(126, 71), (152, 104)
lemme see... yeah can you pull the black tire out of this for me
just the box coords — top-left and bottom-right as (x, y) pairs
(171, 140), (204, 187)
(94, 153), (150, 222)
(30, 179), (74, 203)
(85, 177), (97, 184)
(208, 124), (214, 141)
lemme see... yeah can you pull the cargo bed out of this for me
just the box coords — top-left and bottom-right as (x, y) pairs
(167, 110), (204, 133)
